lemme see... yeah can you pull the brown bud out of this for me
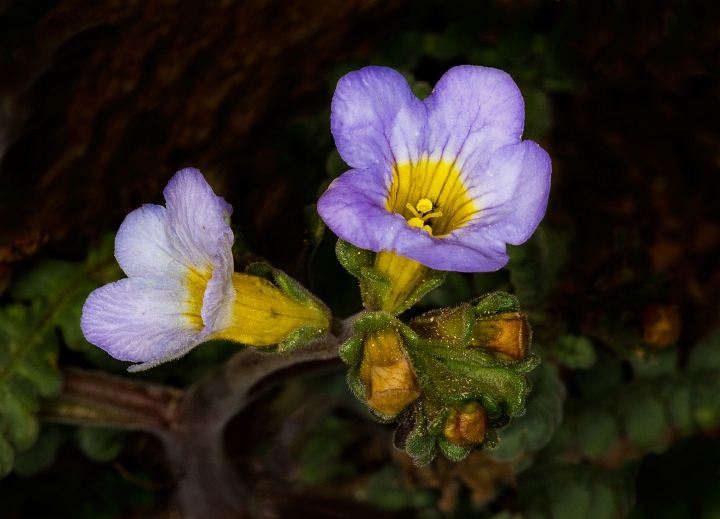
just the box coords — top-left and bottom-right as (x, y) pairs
(443, 403), (487, 446)
(470, 312), (531, 361)
(367, 359), (421, 416)
(642, 304), (681, 349)
(359, 328), (420, 416)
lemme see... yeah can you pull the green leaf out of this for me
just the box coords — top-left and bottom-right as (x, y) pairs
(618, 393), (667, 451)
(550, 481), (591, 519)
(76, 426), (125, 463)
(505, 228), (550, 309)
(687, 329), (720, 373)
(13, 424), (68, 476)
(0, 235), (119, 477)
(0, 433), (13, 478)
(576, 409), (618, 460)
(489, 362), (566, 460)
(553, 334), (597, 369)
(0, 378), (40, 450)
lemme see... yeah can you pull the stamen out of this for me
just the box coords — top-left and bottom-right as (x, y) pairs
(416, 198), (434, 213)
(405, 203), (421, 219)
(406, 199), (444, 236)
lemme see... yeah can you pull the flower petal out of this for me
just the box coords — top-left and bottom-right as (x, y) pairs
(468, 140), (552, 245)
(318, 167), (509, 272)
(115, 168), (233, 279)
(115, 204), (177, 278)
(318, 168), (409, 252)
(200, 232), (235, 335)
(331, 67), (426, 171)
(163, 168), (234, 271)
(80, 276), (200, 370)
(424, 66), (524, 174)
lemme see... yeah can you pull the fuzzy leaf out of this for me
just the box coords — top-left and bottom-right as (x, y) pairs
(489, 362), (566, 460)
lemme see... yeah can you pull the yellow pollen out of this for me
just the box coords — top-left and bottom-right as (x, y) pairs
(416, 198), (434, 213)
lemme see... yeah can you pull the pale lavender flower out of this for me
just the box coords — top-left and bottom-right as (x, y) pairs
(81, 168), (235, 371)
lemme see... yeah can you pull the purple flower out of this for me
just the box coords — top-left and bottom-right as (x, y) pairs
(317, 66), (551, 273)
(81, 168), (235, 371)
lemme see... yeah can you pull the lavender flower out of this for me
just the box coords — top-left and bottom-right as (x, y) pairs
(317, 66), (551, 273)
(81, 168), (328, 371)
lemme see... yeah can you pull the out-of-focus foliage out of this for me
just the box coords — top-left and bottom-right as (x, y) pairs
(0, 235), (120, 477)
(518, 460), (636, 519)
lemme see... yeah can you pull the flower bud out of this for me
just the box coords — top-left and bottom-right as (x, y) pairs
(359, 327), (420, 416)
(409, 304), (473, 346)
(469, 312), (530, 361)
(443, 402), (487, 446)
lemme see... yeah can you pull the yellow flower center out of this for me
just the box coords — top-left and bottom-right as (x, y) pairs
(386, 158), (478, 237)
(184, 266), (213, 330)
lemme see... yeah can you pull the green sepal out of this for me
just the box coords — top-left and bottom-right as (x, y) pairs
(339, 334), (365, 365)
(368, 407), (397, 424)
(346, 365), (366, 402)
(358, 267), (392, 311)
(335, 239), (375, 278)
(404, 406), (437, 466)
(393, 268), (447, 315)
(409, 304), (474, 347)
(472, 292), (521, 317)
(510, 352), (542, 374)
(417, 348), (529, 415)
(483, 426), (500, 450)
(437, 435), (471, 462)
(426, 407), (451, 436)
(352, 312), (396, 333)
(277, 324), (328, 353)
(245, 262), (324, 309)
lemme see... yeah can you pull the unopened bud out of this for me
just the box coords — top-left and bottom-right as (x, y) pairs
(359, 328), (420, 416)
(409, 304), (473, 346)
(443, 402), (487, 446)
(469, 312), (530, 361)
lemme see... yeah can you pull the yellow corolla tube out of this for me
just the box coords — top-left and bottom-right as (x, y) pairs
(373, 158), (478, 313)
(214, 272), (330, 347)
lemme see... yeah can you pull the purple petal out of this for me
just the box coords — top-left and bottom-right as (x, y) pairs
(318, 167), (509, 272)
(469, 141), (552, 245)
(163, 168), (234, 271)
(200, 233), (235, 335)
(424, 66), (524, 175)
(331, 67), (426, 172)
(318, 168), (407, 252)
(81, 277), (200, 369)
(115, 204), (177, 278)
